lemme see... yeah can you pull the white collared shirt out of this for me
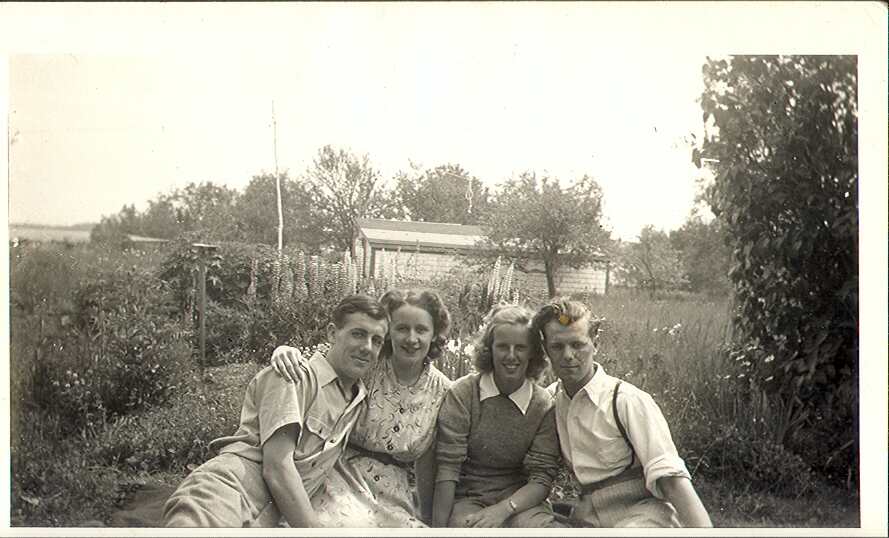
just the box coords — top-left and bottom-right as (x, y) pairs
(478, 372), (533, 415)
(547, 363), (690, 499)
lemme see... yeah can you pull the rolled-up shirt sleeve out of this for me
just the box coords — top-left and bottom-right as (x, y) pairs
(435, 380), (472, 483)
(619, 389), (691, 499)
(522, 405), (560, 490)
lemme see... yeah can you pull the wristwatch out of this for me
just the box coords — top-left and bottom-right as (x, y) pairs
(506, 498), (518, 514)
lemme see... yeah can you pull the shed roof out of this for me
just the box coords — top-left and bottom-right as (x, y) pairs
(355, 218), (609, 260)
(356, 218), (483, 250)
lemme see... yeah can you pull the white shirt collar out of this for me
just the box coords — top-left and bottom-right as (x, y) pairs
(582, 362), (616, 398)
(553, 362), (611, 403)
(479, 372), (533, 415)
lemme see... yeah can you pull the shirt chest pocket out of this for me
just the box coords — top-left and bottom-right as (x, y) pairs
(597, 433), (632, 467)
(303, 414), (338, 445)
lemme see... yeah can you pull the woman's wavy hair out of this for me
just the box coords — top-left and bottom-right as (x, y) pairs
(379, 288), (451, 365)
(471, 303), (547, 380)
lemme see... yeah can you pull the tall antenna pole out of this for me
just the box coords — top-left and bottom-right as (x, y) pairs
(273, 101), (283, 253)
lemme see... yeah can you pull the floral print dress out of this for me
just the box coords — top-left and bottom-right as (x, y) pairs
(310, 357), (452, 528)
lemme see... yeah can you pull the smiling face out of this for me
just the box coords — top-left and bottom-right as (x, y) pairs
(543, 317), (597, 395)
(325, 312), (389, 387)
(389, 304), (435, 366)
(491, 323), (532, 393)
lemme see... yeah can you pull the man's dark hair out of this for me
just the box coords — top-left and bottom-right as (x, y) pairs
(332, 294), (388, 328)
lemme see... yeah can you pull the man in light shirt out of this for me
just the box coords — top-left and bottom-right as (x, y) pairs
(163, 294), (388, 527)
(531, 298), (712, 527)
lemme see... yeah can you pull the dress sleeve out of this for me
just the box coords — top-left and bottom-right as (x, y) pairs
(522, 401), (561, 490)
(618, 388), (690, 499)
(435, 376), (473, 483)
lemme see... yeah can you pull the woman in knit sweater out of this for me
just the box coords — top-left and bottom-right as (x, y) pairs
(432, 304), (563, 528)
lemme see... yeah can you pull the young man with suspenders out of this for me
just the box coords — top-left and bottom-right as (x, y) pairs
(532, 298), (712, 528)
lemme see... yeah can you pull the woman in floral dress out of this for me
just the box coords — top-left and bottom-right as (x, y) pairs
(270, 288), (453, 527)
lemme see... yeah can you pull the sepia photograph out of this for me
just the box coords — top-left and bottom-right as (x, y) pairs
(2, 2), (886, 535)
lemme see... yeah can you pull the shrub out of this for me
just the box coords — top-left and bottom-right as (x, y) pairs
(9, 244), (81, 316)
(159, 240), (368, 363)
(10, 409), (124, 527)
(203, 301), (251, 364)
(23, 264), (193, 433)
(243, 294), (340, 362)
(690, 424), (816, 498)
(89, 363), (259, 472)
(700, 56), (857, 486)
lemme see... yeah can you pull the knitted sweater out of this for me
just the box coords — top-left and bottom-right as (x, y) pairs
(435, 373), (560, 501)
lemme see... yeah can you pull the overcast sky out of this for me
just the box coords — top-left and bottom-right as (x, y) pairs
(1, 2), (883, 242)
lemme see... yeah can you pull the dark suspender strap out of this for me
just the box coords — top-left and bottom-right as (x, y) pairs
(612, 381), (636, 473)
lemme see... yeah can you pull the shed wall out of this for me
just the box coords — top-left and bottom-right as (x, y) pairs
(359, 242), (607, 296)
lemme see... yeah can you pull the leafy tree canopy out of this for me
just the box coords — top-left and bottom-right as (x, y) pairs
(617, 225), (686, 299)
(394, 163), (490, 224)
(236, 172), (323, 251)
(92, 182), (241, 244)
(301, 145), (398, 255)
(669, 213), (732, 296)
(480, 172), (610, 298)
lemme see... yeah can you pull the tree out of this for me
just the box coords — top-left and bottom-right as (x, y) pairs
(481, 172), (610, 298)
(140, 196), (181, 239)
(90, 204), (140, 247)
(394, 163), (490, 224)
(617, 226), (686, 299)
(669, 214), (731, 295)
(169, 182), (241, 241)
(302, 145), (395, 255)
(698, 56), (857, 456)
(92, 182), (241, 244)
(234, 172), (325, 251)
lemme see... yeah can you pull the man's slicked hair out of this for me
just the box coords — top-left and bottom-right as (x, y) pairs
(531, 297), (602, 343)
(332, 294), (388, 328)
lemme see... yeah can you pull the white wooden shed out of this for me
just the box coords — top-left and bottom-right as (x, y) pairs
(354, 218), (610, 295)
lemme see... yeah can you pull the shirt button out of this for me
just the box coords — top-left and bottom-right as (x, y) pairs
(393, 425), (400, 432)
